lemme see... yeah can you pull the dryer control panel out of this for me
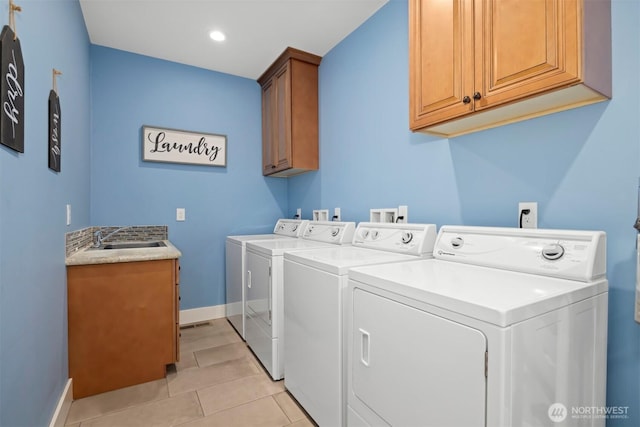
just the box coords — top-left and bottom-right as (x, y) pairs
(273, 219), (308, 237)
(301, 221), (356, 244)
(434, 226), (606, 282)
(353, 222), (437, 256)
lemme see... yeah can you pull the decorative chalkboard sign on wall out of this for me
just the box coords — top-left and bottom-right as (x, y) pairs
(0, 24), (24, 153)
(48, 89), (61, 171)
(142, 126), (227, 167)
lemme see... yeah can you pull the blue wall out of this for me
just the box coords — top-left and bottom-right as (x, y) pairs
(0, 1), (91, 426)
(89, 46), (288, 309)
(0, 0), (636, 425)
(288, 0), (640, 425)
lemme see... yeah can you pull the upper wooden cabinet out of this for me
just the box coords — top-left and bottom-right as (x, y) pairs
(259, 47), (321, 177)
(409, 0), (611, 137)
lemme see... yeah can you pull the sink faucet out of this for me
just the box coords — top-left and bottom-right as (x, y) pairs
(93, 226), (131, 247)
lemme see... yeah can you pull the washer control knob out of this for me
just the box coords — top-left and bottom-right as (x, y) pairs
(292, 225), (298, 232)
(542, 243), (565, 260)
(307, 226), (314, 234)
(331, 227), (340, 237)
(401, 232), (413, 244)
(360, 229), (370, 239)
(451, 236), (464, 249)
(371, 230), (379, 240)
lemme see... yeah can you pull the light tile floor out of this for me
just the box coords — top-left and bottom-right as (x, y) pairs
(65, 319), (316, 427)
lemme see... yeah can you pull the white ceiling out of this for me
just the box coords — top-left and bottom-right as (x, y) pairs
(79, 0), (389, 80)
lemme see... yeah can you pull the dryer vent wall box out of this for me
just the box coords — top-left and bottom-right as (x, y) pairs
(313, 210), (329, 221)
(370, 208), (398, 223)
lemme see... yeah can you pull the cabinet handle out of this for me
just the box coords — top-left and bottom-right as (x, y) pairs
(462, 96), (471, 104)
(473, 92), (482, 100)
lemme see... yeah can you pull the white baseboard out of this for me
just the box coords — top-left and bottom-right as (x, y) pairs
(49, 379), (73, 427)
(179, 304), (225, 326)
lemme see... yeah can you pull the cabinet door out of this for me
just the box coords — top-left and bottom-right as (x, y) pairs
(409, 0), (474, 129)
(262, 63), (292, 175)
(273, 63), (292, 172)
(262, 78), (276, 174)
(474, 0), (580, 110)
(174, 259), (180, 362)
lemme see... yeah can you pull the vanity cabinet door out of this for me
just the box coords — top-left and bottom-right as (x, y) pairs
(67, 259), (178, 398)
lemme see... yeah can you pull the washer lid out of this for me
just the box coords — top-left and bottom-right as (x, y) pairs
(348, 259), (608, 327)
(284, 246), (426, 275)
(246, 238), (338, 256)
(226, 234), (295, 244)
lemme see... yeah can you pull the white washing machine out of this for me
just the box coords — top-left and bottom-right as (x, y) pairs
(225, 219), (308, 339)
(245, 221), (356, 380)
(346, 226), (608, 427)
(283, 222), (437, 427)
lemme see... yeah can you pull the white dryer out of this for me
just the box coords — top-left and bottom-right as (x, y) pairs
(283, 222), (437, 427)
(245, 221), (356, 380)
(225, 219), (308, 339)
(346, 226), (608, 427)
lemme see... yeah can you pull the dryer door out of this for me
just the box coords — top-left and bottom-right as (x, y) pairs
(350, 288), (487, 427)
(246, 252), (272, 330)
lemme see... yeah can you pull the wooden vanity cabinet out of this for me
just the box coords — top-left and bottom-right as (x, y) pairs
(259, 47), (321, 177)
(67, 258), (180, 399)
(409, 0), (611, 137)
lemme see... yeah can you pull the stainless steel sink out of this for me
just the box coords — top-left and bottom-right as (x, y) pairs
(96, 241), (166, 250)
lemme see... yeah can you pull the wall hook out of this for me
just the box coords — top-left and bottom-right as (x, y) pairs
(52, 68), (62, 93)
(9, 0), (21, 40)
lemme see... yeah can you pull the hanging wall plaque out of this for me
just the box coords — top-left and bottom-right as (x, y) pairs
(0, 25), (24, 153)
(142, 125), (227, 167)
(48, 90), (61, 171)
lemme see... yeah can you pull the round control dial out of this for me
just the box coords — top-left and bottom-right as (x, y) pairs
(401, 232), (413, 244)
(451, 236), (464, 249)
(360, 229), (370, 239)
(292, 225), (298, 232)
(331, 227), (340, 237)
(370, 230), (379, 240)
(542, 243), (565, 260)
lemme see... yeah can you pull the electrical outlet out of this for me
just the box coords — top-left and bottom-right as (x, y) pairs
(398, 205), (408, 223)
(295, 208), (302, 219)
(176, 208), (186, 221)
(333, 207), (341, 221)
(66, 204), (71, 226)
(518, 202), (537, 228)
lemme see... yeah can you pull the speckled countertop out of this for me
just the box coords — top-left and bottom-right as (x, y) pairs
(65, 240), (181, 266)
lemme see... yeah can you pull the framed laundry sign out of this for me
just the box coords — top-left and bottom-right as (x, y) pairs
(142, 125), (226, 167)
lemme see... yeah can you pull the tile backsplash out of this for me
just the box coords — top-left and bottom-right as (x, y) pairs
(65, 225), (168, 257)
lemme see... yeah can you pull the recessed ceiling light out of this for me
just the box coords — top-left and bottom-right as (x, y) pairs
(209, 30), (226, 42)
